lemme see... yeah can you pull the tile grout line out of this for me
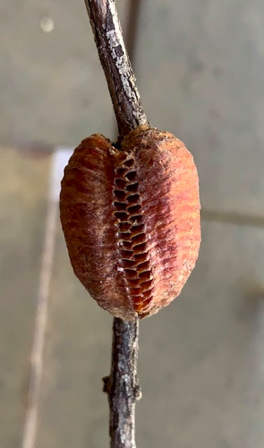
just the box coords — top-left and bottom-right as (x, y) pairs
(125, 0), (142, 66)
(201, 209), (264, 229)
(21, 148), (73, 448)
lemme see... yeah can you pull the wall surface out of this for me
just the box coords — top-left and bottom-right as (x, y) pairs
(1, 1), (264, 447)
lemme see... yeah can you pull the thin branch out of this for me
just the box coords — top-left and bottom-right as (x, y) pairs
(83, 0), (148, 137)
(103, 318), (141, 448)
(83, 1), (145, 447)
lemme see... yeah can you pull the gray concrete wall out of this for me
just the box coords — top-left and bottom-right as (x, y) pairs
(1, 1), (264, 448)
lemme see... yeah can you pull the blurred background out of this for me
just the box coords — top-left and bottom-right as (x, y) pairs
(1, 0), (264, 447)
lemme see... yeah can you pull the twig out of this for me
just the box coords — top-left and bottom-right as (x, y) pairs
(103, 318), (141, 448)
(84, 0), (148, 138)
(83, 1), (146, 447)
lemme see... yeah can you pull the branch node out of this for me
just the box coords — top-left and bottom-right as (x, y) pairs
(102, 375), (111, 394)
(134, 384), (142, 401)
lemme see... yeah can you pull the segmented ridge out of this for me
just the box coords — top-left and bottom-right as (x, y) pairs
(112, 157), (154, 314)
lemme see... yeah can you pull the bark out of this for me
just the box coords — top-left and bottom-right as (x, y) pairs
(83, 1), (145, 447)
(103, 318), (141, 448)
(84, 0), (148, 138)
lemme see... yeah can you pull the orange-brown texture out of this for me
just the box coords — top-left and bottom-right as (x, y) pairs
(60, 126), (201, 320)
